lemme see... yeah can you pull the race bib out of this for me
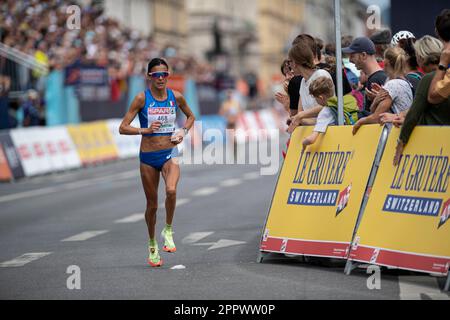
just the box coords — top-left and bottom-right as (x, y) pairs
(148, 107), (176, 133)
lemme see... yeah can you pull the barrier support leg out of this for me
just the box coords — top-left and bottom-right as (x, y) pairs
(444, 273), (450, 292)
(344, 260), (359, 275)
(257, 251), (268, 263)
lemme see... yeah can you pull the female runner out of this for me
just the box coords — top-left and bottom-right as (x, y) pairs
(119, 58), (195, 267)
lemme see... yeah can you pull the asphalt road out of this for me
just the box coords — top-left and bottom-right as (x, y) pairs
(0, 153), (449, 300)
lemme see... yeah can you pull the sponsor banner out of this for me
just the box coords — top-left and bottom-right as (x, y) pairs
(349, 126), (450, 275)
(65, 63), (108, 87)
(79, 66), (109, 86)
(65, 63), (110, 100)
(107, 119), (141, 159)
(0, 131), (24, 180)
(9, 127), (81, 177)
(67, 121), (119, 165)
(64, 60), (81, 86)
(260, 125), (383, 259)
(0, 142), (12, 181)
(39, 126), (82, 172)
(10, 127), (52, 177)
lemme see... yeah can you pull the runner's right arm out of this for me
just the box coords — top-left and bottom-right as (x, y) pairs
(119, 92), (161, 135)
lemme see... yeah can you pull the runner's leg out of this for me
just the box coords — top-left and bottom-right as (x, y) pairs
(161, 158), (180, 226)
(140, 163), (160, 239)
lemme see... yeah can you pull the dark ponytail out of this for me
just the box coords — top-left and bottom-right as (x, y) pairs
(147, 58), (169, 74)
(399, 38), (419, 70)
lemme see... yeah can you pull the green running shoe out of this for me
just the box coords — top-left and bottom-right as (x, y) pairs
(148, 240), (163, 267)
(161, 225), (176, 253)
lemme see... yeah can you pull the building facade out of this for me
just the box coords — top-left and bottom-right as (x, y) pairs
(301, 0), (367, 43)
(102, 0), (367, 93)
(186, 0), (305, 92)
(103, 0), (188, 53)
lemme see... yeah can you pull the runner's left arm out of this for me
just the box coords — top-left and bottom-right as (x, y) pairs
(174, 90), (195, 132)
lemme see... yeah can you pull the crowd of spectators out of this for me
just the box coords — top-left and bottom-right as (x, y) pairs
(0, 0), (218, 128)
(276, 9), (450, 162)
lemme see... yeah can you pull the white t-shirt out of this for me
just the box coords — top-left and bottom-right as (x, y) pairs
(383, 79), (413, 114)
(314, 107), (336, 133)
(299, 69), (333, 111)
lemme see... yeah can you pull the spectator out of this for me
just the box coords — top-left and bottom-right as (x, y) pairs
(0, 75), (11, 129)
(343, 37), (387, 113)
(391, 30), (416, 47)
(428, 9), (450, 104)
(342, 35), (364, 109)
(289, 34), (353, 116)
(370, 29), (392, 68)
(219, 90), (242, 130)
(21, 89), (41, 127)
(397, 38), (423, 93)
(315, 38), (325, 64)
(275, 59), (294, 116)
(287, 34), (316, 119)
(414, 36), (444, 74)
(380, 35), (443, 125)
(302, 76), (359, 150)
(394, 71), (450, 166)
(315, 39), (353, 99)
(325, 42), (336, 57)
(353, 47), (413, 135)
(342, 35), (360, 85)
(287, 43), (333, 132)
(32, 41), (49, 91)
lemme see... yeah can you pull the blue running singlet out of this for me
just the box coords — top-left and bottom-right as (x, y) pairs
(138, 88), (178, 137)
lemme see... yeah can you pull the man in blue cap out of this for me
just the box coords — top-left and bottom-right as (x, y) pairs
(343, 37), (387, 113)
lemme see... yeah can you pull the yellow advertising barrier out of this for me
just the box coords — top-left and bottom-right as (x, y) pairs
(259, 125), (384, 259)
(67, 121), (119, 165)
(348, 126), (450, 275)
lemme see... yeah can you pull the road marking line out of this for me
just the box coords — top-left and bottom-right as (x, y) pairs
(220, 179), (243, 187)
(177, 198), (191, 206)
(182, 232), (214, 244)
(242, 172), (260, 180)
(207, 239), (247, 250)
(115, 213), (144, 224)
(0, 187), (57, 203)
(192, 187), (219, 197)
(398, 276), (450, 300)
(192, 242), (216, 246)
(171, 265), (186, 270)
(0, 170), (137, 204)
(61, 230), (109, 242)
(0, 252), (52, 267)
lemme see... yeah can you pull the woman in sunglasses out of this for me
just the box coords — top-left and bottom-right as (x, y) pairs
(119, 58), (195, 267)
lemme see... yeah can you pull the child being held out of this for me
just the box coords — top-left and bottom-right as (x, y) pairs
(302, 77), (359, 150)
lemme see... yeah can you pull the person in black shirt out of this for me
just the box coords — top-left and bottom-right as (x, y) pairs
(275, 60), (297, 121)
(343, 37), (387, 113)
(287, 75), (302, 116)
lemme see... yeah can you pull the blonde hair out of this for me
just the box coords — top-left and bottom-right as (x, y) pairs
(384, 47), (408, 78)
(309, 77), (335, 98)
(414, 35), (443, 66)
